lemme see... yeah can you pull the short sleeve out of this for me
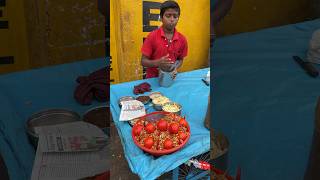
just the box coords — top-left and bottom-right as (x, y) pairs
(141, 32), (154, 58)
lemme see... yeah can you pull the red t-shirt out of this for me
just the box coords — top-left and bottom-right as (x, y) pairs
(141, 27), (188, 78)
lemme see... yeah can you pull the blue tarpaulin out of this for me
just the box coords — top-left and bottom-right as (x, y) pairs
(0, 58), (106, 180)
(212, 19), (320, 180)
(110, 68), (210, 180)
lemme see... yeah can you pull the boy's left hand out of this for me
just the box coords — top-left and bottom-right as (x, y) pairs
(171, 69), (178, 80)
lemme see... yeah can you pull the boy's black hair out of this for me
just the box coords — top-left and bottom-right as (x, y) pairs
(160, 0), (180, 18)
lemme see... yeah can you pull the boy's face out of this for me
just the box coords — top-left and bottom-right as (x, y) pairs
(161, 8), (179, 31)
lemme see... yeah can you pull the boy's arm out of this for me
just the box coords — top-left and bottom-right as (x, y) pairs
(175, 59), (183, 69)
(141, 54), (173, 68)
(141, 55), (160, 68)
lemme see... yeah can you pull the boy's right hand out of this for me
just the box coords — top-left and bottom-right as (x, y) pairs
(158, 54), (174, 70)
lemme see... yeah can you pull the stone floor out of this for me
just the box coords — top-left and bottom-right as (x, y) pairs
(110, 121), (140, 180)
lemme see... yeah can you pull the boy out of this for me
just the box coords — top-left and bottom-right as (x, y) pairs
(141, 0), (188, 78)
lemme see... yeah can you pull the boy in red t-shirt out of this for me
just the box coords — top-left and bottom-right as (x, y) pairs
(141, 0), (188, 79)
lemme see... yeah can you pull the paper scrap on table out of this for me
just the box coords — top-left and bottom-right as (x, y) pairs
(205, 70), (210, 84)
(119, 100), (146, 121)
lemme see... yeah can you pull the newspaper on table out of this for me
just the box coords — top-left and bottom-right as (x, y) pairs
(31, 121), (109, 180)
(119, 100), (146, 121)
(35, 121), (107, 152)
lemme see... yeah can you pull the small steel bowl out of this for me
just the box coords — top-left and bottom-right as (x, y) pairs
(135, 95), (151, 105)
(83, 105), (110, 136)
(118, 96), (135, 107)
(26, 109), (81, 148)
(153, 103), (163, 111)
(152, 97), (170, 111)
(162, 102), (182, 115)
(149, 92), (163, 100)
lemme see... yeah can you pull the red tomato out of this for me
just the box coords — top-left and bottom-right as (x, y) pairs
(164, 139), (173, 149)
(145, 123), (155, 133)
(133, 124), (143, 136)
(178, 132), (188, 141)
(179, 118), (188, 128)
(157, 119), (168, 131)
(169, 122), (179, 134)
(144, 137), (154, 149)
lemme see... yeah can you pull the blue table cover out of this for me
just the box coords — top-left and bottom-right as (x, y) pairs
(110, 68), (210, 180)
(0, 58), (106, 180)
(212, 19), (320, 180)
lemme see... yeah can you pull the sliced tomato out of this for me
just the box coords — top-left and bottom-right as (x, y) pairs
(164, 139), (173, 149)
(157, 119), (168, 131)
(144, 137), (154, 149)
(179, 118), (188, 128)
(133, 124), (144, 136)
(178, 131), (188, 141)
(169, 122), (179, 134)
(145, 123), (155, 133)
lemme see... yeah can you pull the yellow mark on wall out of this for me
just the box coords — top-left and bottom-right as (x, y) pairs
(150, 20), (161, 27)
(150, 9), (160, 14)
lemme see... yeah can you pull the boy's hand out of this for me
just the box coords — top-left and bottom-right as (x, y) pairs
(158, 54), (174, 70)
(171, 69), (178, 80)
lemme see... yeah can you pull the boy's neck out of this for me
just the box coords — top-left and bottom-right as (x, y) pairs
(163, 26), (175, 34)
